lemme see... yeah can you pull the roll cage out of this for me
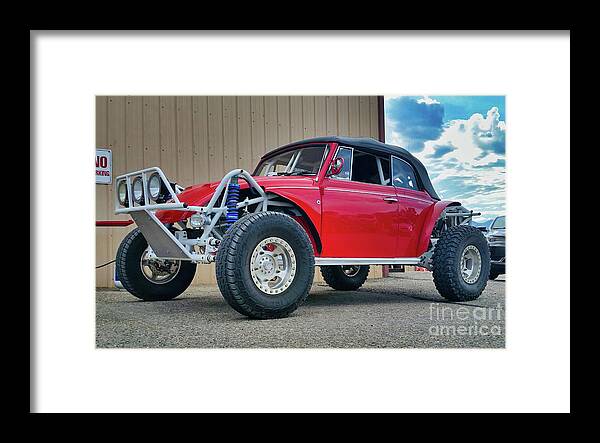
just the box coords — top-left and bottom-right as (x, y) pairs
(116, 167), (269, 263)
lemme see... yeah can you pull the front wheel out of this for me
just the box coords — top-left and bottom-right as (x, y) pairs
(115, 228), (197, 301)
(432, 225), (490, 302)
(215, 212), (315, 319)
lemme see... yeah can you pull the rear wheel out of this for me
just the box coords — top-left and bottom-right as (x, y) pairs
(215, 212), (315, 319)
(320, 265), (370, 291)
(115, 228), (197, 301)
(432, 225), (490, 302)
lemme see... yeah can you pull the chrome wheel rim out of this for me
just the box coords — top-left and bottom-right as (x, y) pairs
(460, 245), (482, 284)
(341, 265), (360, 277)
(250, 237), (296, 295)
(140, 247), (181, 284)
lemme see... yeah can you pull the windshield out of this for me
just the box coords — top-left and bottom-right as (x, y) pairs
(491, 216), (505, 229)
(254, 145), (328, 177)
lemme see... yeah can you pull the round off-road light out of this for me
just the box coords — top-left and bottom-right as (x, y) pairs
(190, 213), (206, 228)
(117, 180), (128, 206)
(132, 177), (144, 203)
(147, 173), (162, 201)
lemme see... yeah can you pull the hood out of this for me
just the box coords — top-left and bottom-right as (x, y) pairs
(155, 175), (316, 223)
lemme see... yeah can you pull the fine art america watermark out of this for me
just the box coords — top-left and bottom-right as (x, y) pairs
(429, 303), (504, 337)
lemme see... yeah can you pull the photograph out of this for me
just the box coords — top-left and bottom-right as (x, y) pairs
(95, 95), (506, 348)
(33, 30), (570, 413)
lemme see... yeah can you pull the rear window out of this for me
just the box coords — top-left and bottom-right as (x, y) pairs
(392, 157), (418, 190)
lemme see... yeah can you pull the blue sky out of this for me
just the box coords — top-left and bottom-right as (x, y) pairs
(385, 96), (505, 223)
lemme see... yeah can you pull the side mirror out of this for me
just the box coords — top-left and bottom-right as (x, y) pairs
(328, 156), (344, 176)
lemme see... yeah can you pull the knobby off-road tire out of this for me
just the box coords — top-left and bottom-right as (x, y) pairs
(432, 225), (490, 302)
(215, 211), (315, 319)
(115, 228), (197, 301)
(320, 265), (370, 291)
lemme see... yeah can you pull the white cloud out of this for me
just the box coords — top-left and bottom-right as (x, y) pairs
(385, 97), (506, 221)
(421, 107), (505, 165)
(416, 96), (440, 105)
(411, 107), (505, 221)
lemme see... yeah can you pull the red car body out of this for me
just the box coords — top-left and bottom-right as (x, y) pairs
(156, 139), (459, 259)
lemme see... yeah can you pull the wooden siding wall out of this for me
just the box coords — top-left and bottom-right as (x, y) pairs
(96, 96), (381, 288)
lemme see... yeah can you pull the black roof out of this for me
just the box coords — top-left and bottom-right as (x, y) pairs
(262, 136), (440, 200)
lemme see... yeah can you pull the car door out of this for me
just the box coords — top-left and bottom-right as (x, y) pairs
(391, 155), (436, 257)
(320, 147), (399, 258)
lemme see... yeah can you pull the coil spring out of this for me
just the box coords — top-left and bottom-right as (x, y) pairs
(225, 182), (240, 230)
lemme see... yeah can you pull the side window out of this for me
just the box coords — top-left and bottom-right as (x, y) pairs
(392, 157), (418, 190)
(351, 149), (390, 186)
(330, 147), (353, 180)
(379, 156), (391, 185)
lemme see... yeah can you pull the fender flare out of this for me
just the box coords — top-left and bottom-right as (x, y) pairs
(264, 189), (323, 254)
(415, 200), (462, 256)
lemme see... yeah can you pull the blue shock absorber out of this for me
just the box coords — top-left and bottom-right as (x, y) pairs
(225, 177), (240, 230)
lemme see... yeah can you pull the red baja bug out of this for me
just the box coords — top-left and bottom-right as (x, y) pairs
(114, 136), (491, 319)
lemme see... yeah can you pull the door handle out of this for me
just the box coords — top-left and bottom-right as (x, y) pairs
(383, 197), (398, 203)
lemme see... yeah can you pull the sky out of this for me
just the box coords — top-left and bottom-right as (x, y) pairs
(385, 96), (505, 223)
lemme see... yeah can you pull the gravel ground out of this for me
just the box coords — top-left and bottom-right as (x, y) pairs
(96, 271), (505, 348)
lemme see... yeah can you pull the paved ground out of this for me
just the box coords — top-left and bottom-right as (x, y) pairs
(96, 272), (505, 348)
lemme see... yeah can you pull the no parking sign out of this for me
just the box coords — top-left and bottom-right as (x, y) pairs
(96, 148), (112, 184)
